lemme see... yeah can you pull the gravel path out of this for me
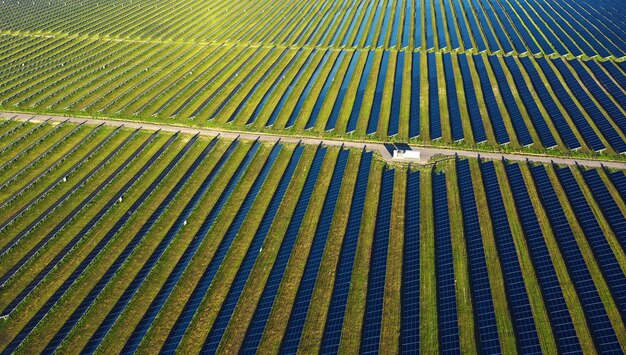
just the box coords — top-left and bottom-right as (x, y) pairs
(2, 112), (625, 170)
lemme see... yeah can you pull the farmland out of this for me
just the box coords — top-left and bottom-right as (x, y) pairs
(0, 0), (625, 353)
(0, 119), (624, 353)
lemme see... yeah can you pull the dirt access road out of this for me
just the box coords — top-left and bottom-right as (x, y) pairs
(3, 112), (625, 170)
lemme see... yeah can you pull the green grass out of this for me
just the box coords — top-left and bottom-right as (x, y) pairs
(419, 167), (438, 353)
(379, 167), (405, 353)
(444, 160), (477, 354)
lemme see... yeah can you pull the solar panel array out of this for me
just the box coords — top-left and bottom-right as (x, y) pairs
(1, 120), (625, 354)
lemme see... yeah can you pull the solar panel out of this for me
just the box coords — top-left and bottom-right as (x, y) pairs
(365, 1), (384, 47)
(473, 56), (510, 144)
(376, 0), (393, 48)
(326, 51), (361, 131)
(280, 149), (349, 353)
(29, 137), (224, 354)
(581, 169), (626, 252)
(425, 0), (435, 49)
(503, 56), (557, 149)
(347, 51), (376, 133)
(225, 49), (292, 122)
(360, 168), (395, 354)
(442, 0), (460, 50)
(321, 152), (372, 353)
(456, 160), (501, 353)
(505, 163), (581, 353)
(305, 51), (347, 130)
(481, 161), (541, 353)
(286, 51), (332, 128)
(241, 146), (327, 353)
(583, 60), (626, 112)
(1, 132), (180, 319)
(341, 1), (366, 47)
(443, 54), (463, 142)
(568, 60), (626, 134)
(466, 0), (499, 52)
(246, 50), (305, 125)
(450, 0), (472, 50)
(413, 0), (422, 49)
(401, 169), (420, 352)
(432, 172), (461, 352)
(409, 52), (420, 138)
(487, 56), (533, 146)
(162, 142), (278, 353)
(535, 58), (604, 152)
(0, 127), (134, 254)
(367, 51), (390, 135)
(265, 49), (318, 127)
(518, 57), (580, 150)
(388, 0), (404, 48)
(401, 0), (412, 48)
(200, 145), (305, 354)
(388, 51), (404, 136)
(457, 55), (486, 143)
(523, 0), (582, 56)
(530, 165), (620, 352)
(554, 167), (626, 316)
(552, 59), (626, 153)
(428, 53), (441, 140)
(195, 48), (278, 119)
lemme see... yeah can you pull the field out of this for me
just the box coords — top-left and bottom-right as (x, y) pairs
(0, 0), (625, 353)
(0, 119), (623, 353)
